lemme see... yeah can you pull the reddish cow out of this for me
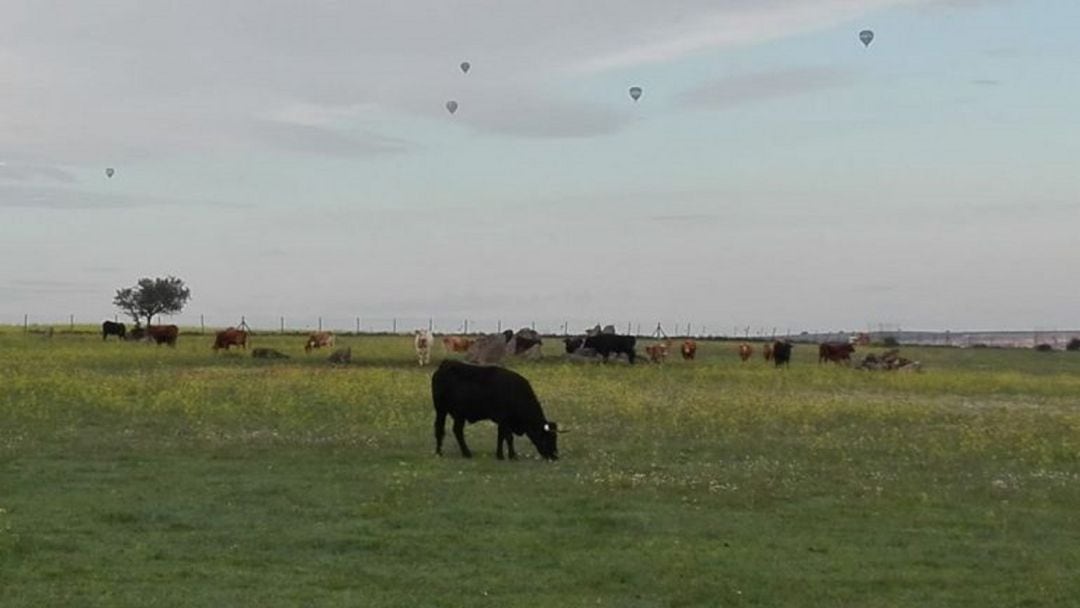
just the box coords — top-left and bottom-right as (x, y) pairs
(737, 343), (753, 362)
(645, 341), (669, 363)
(213, 327), (248, 351)
(680, 339), (697, 361)
(442, 336), (475, 354)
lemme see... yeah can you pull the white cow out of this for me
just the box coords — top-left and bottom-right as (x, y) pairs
(414, 329), (433, 366)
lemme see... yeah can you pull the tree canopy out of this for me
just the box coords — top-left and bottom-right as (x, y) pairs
(113, 276), (191, 329)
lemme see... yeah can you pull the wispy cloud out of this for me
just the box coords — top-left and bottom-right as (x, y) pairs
(0, 184), (241, 210)
(250, 122), (415, 158)
(0, 162), (77, 183)
(680, 67), (857, 109)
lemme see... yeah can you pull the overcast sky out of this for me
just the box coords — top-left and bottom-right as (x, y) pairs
(2, 0), (1078, 333)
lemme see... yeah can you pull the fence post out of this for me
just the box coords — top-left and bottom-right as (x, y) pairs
(280, 316), (285, 334)
(318, 317), (322, 332)
(200, 314), (205, 334)
(69, 314), (74, 330)
(464, 319), (469, 334)
(428, 318), (433, 332)
(356, 317), (360, 334)
(393, 318), (397, 334)
(497, 320), (501, 333)
(24, 314), (28, 332)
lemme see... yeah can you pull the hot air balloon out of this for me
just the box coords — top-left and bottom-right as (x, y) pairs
(105, 168), (115, 178)
(446, 100), (458, 115)
(460, 61), (470, 74)
(859, 30), (874, 47)
(629, 86), (642, 102)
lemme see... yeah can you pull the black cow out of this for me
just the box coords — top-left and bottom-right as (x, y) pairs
(773, 340), (794, 367)
(432, 360), (559, 461)
(564, 337), (585, 354)
(583, 333), (637, 364)
(101, 320), (126, 341)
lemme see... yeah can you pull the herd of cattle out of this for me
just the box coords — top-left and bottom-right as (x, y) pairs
(99, 319), (913, 462)
(99, 319), (875, 369)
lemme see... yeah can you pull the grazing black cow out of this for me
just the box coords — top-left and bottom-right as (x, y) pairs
(101, 321), (126, 341)
(564, 337), (585, 354)
(583, 333), (637, 364)
(432, 360), (559, 461)
(251, 347), (289, 359)
(818, 342), (855, 365)
(773, 340), (794, 367)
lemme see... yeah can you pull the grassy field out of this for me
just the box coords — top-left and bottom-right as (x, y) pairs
(2, 329), (1079, 607)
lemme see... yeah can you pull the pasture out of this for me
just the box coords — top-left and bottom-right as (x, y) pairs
(2, 329), (1079, 607)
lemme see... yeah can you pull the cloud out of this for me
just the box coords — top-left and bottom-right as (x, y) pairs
(680, 67), (857, 109)
(457, 95), (633, 139)
(0, 184), (240, 210)
(250, 122), (415, 157)
(0, 162), (77, 183)
(0, 0), (961, 167)
(650, 213), (720, 223)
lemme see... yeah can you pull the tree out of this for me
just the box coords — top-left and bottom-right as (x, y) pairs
(113, 276), (191, 329)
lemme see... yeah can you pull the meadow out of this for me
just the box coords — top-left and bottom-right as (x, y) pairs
(1, 328), (1079, 607)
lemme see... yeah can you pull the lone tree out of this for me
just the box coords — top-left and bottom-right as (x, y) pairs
(113, 276), (191, 329)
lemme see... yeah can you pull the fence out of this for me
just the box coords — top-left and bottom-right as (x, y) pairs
(8, 314), (1080, 348)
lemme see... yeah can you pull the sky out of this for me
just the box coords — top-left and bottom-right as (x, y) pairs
(2, 0), (1078, 334)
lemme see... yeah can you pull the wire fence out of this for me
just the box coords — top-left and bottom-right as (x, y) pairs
(7, 314), (1080, 348)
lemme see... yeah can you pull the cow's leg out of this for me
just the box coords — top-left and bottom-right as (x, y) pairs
(505, 431), (517, 460)
(452, 417), (472, 458)
(434, 410), (447, 455)
(496, 425), (506, 460)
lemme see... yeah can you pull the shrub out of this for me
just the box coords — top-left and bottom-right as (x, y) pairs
(881, 336), (900, 348)
(1035, 343), (1054, 352)
(1066, 338), (1080, 352)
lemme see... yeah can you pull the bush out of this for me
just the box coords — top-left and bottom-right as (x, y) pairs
(1067, 338), (1080, 352)
(1035, 343), (1054, 352)
(881, 336), (900, 348)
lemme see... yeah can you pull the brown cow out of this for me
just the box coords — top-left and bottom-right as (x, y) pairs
(645, 341), (669, 363)
(763, 343), (774, 361)
(213, 327), (248, 351)
(442, 336), (475, 354)
(304, 331), (335, 353)
(737, 343), (753, 362)
(147, 324), (179, 347)
(819, 342), (856, 365)
(680, 339), (697, 361)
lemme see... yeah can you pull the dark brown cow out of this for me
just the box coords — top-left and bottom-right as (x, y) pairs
(213, 327), (248, 351)
(681, 339), (697, 361)
(772, 340), (794, 367)
(819, 342), (856, 365)
(147, 324), (179, 347)
(101, 320), (126, 341)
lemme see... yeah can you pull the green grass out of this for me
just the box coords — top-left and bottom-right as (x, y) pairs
(1, 330), (1079, 606)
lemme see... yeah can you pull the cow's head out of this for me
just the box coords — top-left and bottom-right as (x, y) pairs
(564, 337), (584, 354)
(528, 422), (560, 460)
